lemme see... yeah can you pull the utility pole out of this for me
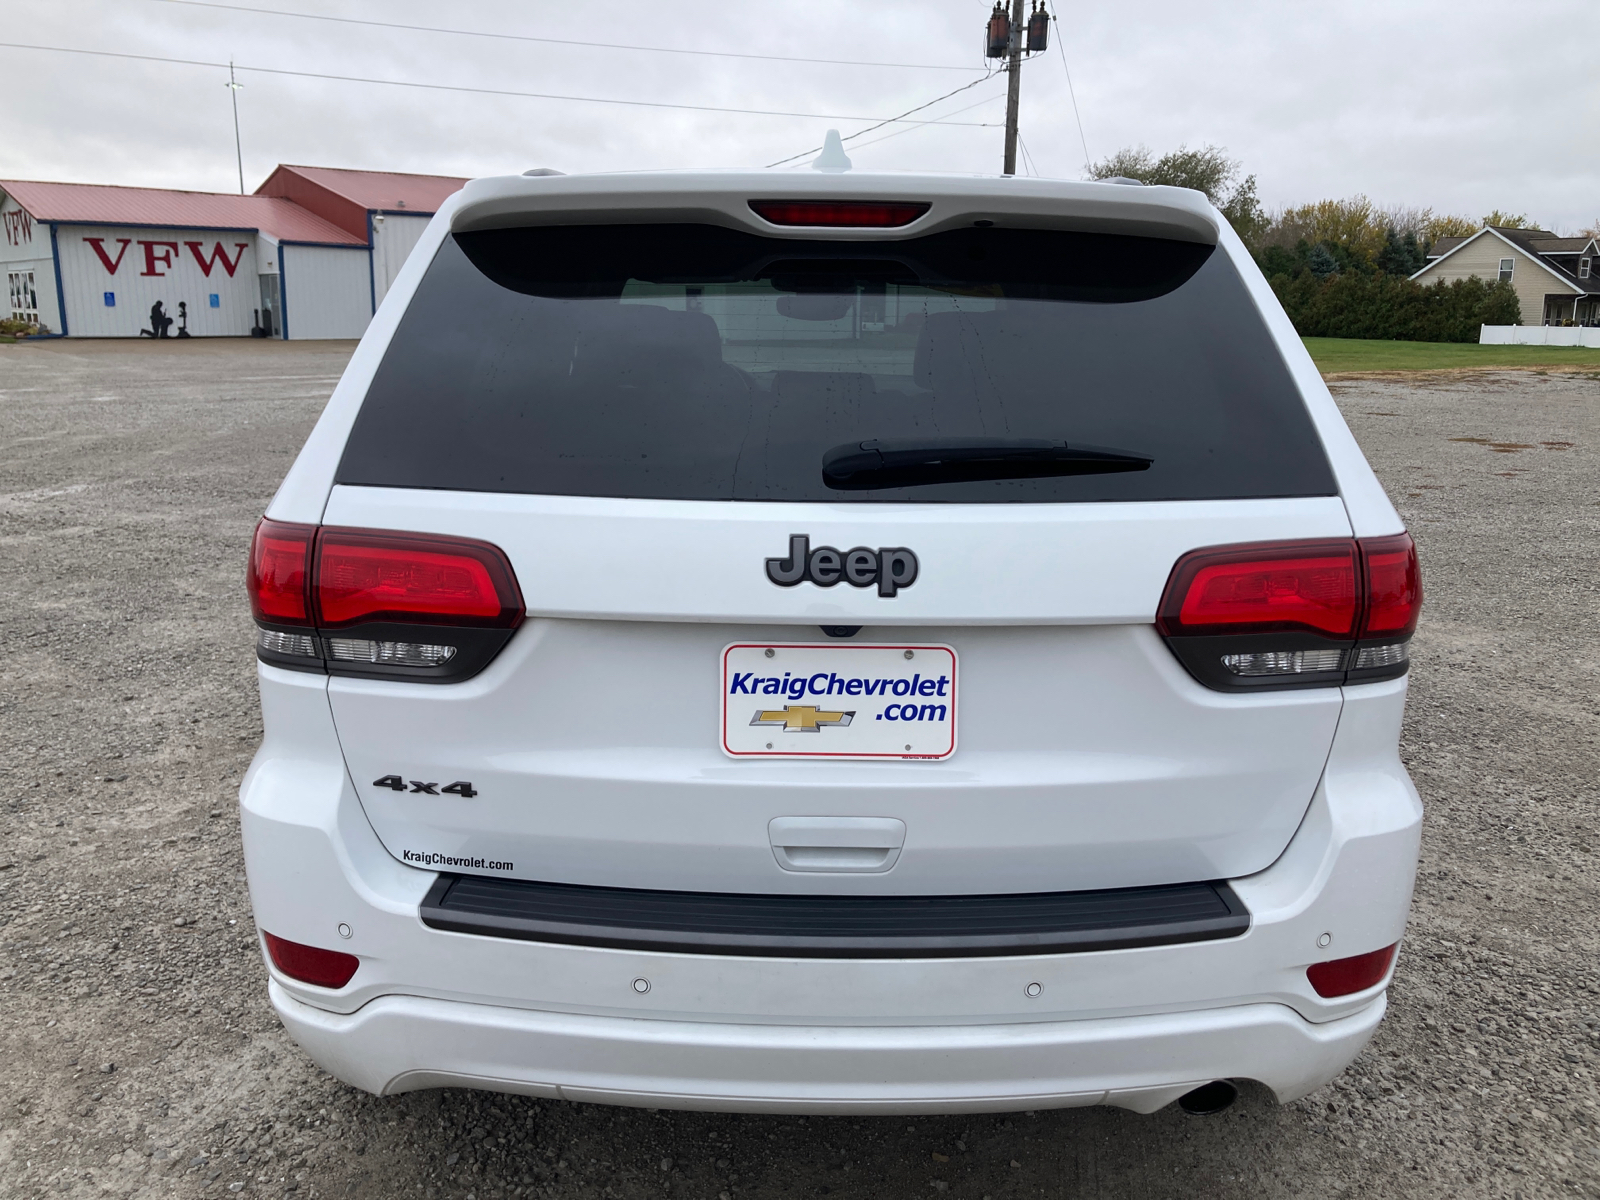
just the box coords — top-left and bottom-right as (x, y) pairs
(225, 62), (245, 194)
(1002, 0), (1024, 176)
(986, 2), (1049, 176)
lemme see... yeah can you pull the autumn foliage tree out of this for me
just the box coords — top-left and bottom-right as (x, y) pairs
(1087, 144), (1266, 244)
(1089, 145), (1529, 337)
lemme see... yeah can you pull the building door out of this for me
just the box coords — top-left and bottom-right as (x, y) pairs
(258, 273), (283, 338)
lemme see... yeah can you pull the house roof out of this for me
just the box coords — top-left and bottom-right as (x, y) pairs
(1491, 227), (1556, 255)
(0, 179), (364, 245)
(1428, 236), (1468, 258)
(1526, 237), (1592, 254)
(257, 165), (466, 215)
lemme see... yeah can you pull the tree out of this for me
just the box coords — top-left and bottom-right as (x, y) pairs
(1255, 201), (1479, 265)
(1088, 144), (1264, 243)
(1376, 228), (1426, 277)
(1421, 213), (1478, 243)
(1257, 197), (1386, 268)
(1482, 210), (1537, 229)
(1270, 274), (1520, 341)
(1306, 244), (1339, 279)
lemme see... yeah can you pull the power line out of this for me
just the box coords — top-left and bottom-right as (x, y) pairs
(766, 69), (1004, 168)
(0, 42), (997, 127)
(1018, 133), (1039, 177)
(1054, 14), (1092, 174)
(841, 91), (1006, 155)
(149, 0), (983, 73)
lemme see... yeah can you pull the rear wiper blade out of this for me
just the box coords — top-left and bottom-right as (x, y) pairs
(822, 438), (1152, 490)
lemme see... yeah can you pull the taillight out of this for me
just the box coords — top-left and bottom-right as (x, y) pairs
(1307, 943), (1398, 998)
(263, 932), (359, 989)
(247, 519), (315, 625)
(247, 522), (525, 683)
(748, 199), (931, 227)
(1356, 534), (1422, 639)
(1158, 535), (1421, 690)
(1159, 541), (1358, 638)
(315, 529), (522, 628)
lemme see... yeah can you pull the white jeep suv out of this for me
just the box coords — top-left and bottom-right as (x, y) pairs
(242, 169), (1422, 1116)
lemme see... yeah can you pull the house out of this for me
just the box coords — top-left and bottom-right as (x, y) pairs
(1411, 226), (1599, 326)
(0, 164), (465, 339)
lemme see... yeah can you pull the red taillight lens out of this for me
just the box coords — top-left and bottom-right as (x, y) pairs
(247, 519), (315, 625)
(1158, 540), (1359, 637)
(1306, 943), (1398, 998)
(263, 931), (359, 988)
(1358, 534), (1421, 639)
(748, 199), (932, 227)
(313, 529), (524, 629)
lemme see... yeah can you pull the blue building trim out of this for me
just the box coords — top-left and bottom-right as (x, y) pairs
(49, 222), (69, 336)
(366, 210), (377, 316)
(277, 242), (289, 340)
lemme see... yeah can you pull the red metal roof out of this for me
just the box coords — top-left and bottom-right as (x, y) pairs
(262, 165), (467, 215)
(0, 180), (365, 245)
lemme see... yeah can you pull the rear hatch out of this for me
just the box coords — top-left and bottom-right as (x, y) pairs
(309, 205), (1350, 895)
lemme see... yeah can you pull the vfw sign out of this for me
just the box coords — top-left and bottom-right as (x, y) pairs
(83, 237), (249, 280)
(61, 225), (262, 337)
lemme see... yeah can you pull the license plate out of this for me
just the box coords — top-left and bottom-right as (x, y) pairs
(721, 643), (957, 759)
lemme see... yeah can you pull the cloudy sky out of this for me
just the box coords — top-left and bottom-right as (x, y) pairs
(4, 0), (1597, 229)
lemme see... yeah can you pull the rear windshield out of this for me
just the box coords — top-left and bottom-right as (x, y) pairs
(337, 223), (1335, 502)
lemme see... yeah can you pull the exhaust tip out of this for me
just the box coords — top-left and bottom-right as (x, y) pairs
(1177, 1080), (1238, 1115)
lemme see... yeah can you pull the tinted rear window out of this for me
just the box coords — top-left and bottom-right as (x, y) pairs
(337, 224), (1335, 502)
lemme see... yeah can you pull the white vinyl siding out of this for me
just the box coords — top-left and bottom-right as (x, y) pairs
(1, 194), (44, 264)
(370, 213), (433, 311)
(280, 244), (370, 340)
(55, 224), (262, 337)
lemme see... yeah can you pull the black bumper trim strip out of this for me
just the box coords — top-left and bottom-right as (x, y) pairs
(418, 874), (1250, 959)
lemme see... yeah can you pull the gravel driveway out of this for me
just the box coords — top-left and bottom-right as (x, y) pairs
(1, 340), (1596, 1199)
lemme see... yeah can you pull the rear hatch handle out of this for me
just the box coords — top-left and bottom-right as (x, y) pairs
(769, 817), (907, 874)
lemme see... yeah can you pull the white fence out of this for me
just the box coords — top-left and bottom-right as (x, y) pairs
(1480, 325), (1600, 347)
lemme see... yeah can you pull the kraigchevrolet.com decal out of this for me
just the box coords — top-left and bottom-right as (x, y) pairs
(401, 850), (514, 871)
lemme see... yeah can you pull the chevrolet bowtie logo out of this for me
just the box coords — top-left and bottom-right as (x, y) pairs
(750, 705), (856, 733)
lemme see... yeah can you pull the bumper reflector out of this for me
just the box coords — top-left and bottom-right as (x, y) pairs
(1307, 943), (1398, 998)
(257, 629), (319, 658)
(263, 932), (359, 989)
(326, 638), (457, 667)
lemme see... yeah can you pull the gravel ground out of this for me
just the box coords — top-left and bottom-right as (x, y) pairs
(1, 340), (1597, 1200)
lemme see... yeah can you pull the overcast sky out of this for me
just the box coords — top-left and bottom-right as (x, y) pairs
(4, 0), (1598, 230)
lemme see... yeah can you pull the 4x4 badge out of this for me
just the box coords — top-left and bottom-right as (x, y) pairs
(765, 535), (918, 597)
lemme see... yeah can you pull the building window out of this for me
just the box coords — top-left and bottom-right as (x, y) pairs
(1498, 258), (1514, 282)
(8, 270), (38, 323)
(1582, 257), (1592, 279)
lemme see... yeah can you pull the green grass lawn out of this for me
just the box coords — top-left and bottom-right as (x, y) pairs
(1303, 337), (1600, 375)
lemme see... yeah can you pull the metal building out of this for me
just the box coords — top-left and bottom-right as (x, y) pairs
(0, 165), (465, 339)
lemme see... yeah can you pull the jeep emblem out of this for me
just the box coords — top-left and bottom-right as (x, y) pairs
(765, 535), (918, 598)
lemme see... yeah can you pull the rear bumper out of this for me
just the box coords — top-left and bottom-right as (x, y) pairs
(242, 666), (1421, 1113)
(270, 980), (1385, 1114)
